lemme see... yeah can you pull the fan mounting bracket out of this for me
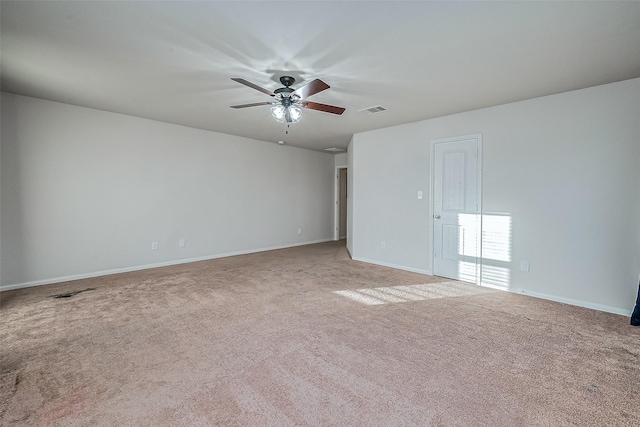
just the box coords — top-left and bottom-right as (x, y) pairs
(279, 75), (296, 87)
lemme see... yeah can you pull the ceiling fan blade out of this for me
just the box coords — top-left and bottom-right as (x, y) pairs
(302, 101), (345, 115)
(231, 78), (274, 96)
(230, 102), (272, 109)
(293, 79), (330, 99)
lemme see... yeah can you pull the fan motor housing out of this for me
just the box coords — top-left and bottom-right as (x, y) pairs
(274, 87), (294, 95)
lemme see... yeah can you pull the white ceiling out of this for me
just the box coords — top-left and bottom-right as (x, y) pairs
(2, 1), (640, 152)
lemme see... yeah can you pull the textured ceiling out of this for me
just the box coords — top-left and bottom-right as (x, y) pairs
(2, 1), (640, 151)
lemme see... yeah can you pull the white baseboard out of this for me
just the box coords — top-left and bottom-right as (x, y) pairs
(351, 256), (431, 275)
(0, 238), (333, 292)
(480, 282), (632, 317)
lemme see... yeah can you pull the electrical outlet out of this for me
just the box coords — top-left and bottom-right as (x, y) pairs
(179, 239), (186, 248)
(520, 261), (530, 272)
(298, 227), (302, 235)
(381, 241), (386, 249)
(151, 242), (159, 250)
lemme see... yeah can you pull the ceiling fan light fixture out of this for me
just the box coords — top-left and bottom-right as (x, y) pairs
(288, 105), (302, 123)
(271, 103), (302, 123)
(231, 75), (343, 123)
(271, 104), (286, 122)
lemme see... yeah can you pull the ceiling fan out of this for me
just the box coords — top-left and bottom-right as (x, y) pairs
(230, 76), (345, 123)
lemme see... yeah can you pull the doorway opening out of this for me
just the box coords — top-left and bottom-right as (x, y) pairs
(334, 166), (348, 241)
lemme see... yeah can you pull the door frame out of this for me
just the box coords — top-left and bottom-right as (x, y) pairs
(429, 134), (483, 284)
(334, 166), (348, 241)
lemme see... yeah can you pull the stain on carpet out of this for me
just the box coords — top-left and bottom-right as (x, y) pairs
(50, 288), (96, 299)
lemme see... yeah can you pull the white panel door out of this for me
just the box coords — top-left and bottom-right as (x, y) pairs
(433, 137), (480, 282)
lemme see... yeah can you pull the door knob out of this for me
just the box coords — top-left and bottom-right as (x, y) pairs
(434, 215), (441, 219)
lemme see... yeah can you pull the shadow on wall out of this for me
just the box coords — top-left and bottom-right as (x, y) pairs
(479, 213), (512, 289)
(447, 212), (513, 288)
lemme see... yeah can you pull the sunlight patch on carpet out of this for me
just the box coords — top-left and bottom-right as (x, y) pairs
(333, 281), (495, 305)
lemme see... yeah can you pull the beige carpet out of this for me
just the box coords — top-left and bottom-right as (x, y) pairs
(1, 240), (638, 426)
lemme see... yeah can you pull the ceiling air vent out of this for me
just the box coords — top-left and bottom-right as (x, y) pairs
(359, 105), (387, 114)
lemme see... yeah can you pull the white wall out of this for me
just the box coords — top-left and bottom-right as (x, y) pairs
(0, 95), (2, 285)
(1, 93), (335, 289)
(350, 78), (640, 315)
